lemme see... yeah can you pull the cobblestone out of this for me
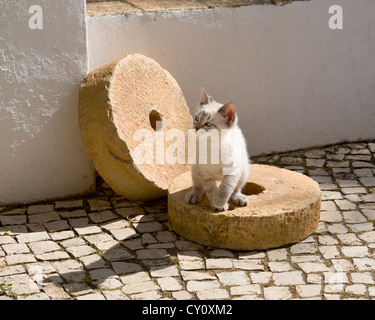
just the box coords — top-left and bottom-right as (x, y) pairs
(196, 288), (230, 300)
(216, 271), (250, 286)
(5, 254), (36, 265)
(1, 141), (375, 300)
(264, 286), (292, 300)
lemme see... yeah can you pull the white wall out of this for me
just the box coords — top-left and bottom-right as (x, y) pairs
(0, 0), (95, 204)
(88, 0), (375, 156)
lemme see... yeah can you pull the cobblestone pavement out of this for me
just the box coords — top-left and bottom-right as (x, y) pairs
(1, 141), (374, 300)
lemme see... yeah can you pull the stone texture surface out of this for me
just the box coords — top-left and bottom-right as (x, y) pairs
(86, 1), (142, 16)
(168, 164), (321, 250)
(79, 54), (192, 201)
(127, 0), (207, 11)
(1, 141), (374, 300)
(86, 0), (300, 16)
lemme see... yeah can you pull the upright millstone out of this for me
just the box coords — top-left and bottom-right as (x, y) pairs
(79, 54), (193, 201)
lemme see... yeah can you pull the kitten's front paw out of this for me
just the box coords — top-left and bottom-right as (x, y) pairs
(212, 195), (229, 211)
(231, 193), (249, 207)
(185, 191), (202, 204)
(211, 203), (229, 212)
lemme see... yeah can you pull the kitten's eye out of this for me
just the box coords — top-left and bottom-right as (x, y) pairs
(205, 122), (214, 127)
(194, 116), (199, 122)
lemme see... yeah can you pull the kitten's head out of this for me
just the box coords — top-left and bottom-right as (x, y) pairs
(193, 88), (238, 132)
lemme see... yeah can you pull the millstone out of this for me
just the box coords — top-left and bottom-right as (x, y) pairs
(79, 54), (192, 201)
(168, 164), (321, 250)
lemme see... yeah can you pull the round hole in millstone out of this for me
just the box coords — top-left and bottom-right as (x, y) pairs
(168, 164), (321, 250)
(241, 182), (265, 196)
(149, 109), (163, 131)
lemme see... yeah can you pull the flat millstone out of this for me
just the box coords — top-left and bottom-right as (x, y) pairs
(78, 54), (192, 201)
(168, 164), (321, 250)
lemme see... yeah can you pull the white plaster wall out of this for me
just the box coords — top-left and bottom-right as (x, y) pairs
(0, 0), (95, 204)
(88, 0), (375, 156)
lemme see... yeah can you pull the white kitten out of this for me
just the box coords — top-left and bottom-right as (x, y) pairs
(185, 88), (250, 211)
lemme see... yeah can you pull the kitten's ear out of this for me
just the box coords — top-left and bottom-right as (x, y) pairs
(218, 102), (236, 125)
(200, 87), (213, 106)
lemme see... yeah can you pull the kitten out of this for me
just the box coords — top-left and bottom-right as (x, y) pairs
(185, 88), (250, 211)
